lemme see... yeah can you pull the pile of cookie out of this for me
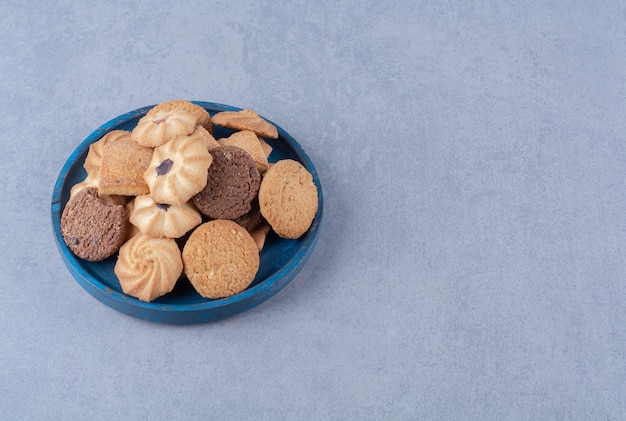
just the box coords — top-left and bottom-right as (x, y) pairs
(60, 100), (318, 302)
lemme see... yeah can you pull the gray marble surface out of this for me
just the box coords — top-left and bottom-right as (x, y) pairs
(2, 1), (626, 419)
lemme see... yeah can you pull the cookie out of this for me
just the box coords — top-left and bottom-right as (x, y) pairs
(250, 222), (271, 251)
(258, 159), (318, 239)
(131, 107), (197, 147)
(218, 130), (270, 173)
(114, 233), (183, 302)
(258, 135), (273, 158)
(149, 100), (214, 134)
(72, 134), (128, 199)
(70, 172), (99, 199)
(232, 199), (264, 232)
(98, 130), (153, 196)
(211, 109), (278, 139)
(129, 195), (202, 238)
(182, 220), (260, 299)
(192, 146), (261, 220)
(60, 187), (129, 261)
(143, 132), (213, 205)
(191, 124), (220, 150)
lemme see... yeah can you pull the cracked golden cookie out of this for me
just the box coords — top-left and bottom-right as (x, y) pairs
(258, 159), (318, 239)
(98, 130), (153, 196)
(211, 109), (278, 139)
(61, 187), (129, 261)
(182, 220), (260, 299)
(114, 233), (183, 302)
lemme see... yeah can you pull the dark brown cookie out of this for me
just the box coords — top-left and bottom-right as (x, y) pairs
(61, 187), (129, 261)
(192, 146), (261, 220)
(232, 199), (264, 232)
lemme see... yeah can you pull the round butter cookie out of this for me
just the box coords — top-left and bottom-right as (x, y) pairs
(192, 146), (261, 220)
(60, 187), (129, 261)
(143, 132), (213, 205)
(182, 220), (260, 299)
(258, 159), (318, 239)
(114, 233), (183, 302)
(129, 195), (202, 238)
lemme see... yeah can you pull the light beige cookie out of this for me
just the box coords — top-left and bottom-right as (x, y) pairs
(150, 100), (214, 134)
(70, 172), (99, 199)
(143, 132), (213, 205)
(125, 199), (141, 239)
(98, 130), (153, 196)
(182, 220), (260, 299)
(114, 233), (183, 302)
(250, 222), (271, 251)
(84, 134), (109, 174)
(131, 107), (197, 147)
(258, 159), (318, 239)
(258, 136), (273, 158)
(218, 130), (270, 173)
(71, 136), (109, 198)
(129, 194), (202, 238)
(211, 109), (278, 139)
(190, 124), (220, 150)
(72, 135), (133, 201)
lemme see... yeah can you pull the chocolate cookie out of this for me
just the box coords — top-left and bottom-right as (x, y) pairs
(192, 146), (261, 220)
(232, 199), (264, 232)
(60, 187), (129, 261)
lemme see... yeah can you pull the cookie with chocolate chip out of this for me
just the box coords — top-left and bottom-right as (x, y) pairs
(193, 146), (261, 220)
(60, 187), (129, 261)
(143, 133), (213, 205)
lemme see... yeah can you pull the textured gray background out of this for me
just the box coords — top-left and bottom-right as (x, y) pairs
(2, 1), (626, 419)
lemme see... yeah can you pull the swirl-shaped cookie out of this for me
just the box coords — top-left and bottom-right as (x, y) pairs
(114, 234), (183, 302)
(131, 108), (197, 147)
(129, 195), (202, 238)
(143, 132), (213, 205)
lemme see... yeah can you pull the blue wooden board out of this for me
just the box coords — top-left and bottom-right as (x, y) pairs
(51, 102), (323, 324)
